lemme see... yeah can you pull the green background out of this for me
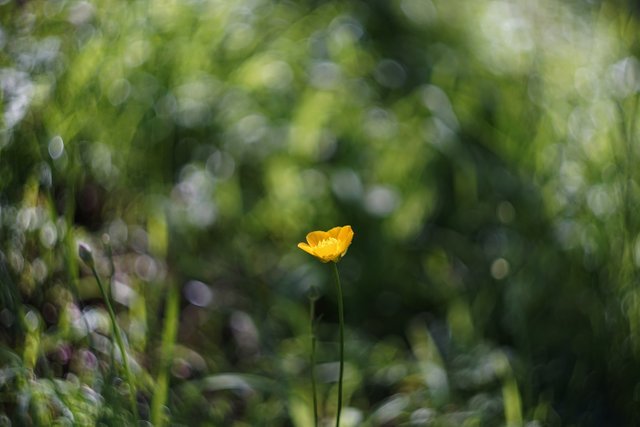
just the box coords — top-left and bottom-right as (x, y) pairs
(2, 0), (640, 425)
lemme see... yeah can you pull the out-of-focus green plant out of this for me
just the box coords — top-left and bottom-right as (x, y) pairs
(3, 0), (640, 425)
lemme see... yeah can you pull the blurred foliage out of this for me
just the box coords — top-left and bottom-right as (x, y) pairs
(2, 0), (640, 425)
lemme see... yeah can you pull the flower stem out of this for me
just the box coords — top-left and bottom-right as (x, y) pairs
(90, 265), (139, 421)
(309, 294), (319, 427)
(332, 262), (344, 427)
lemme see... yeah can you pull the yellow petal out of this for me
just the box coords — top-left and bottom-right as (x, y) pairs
(299, 226), (355, 263)
(306, 231), (330, 246)
(337, 226), (354, 255)
(326, 226), (342, 239)
(314, 240), (340, 261)
(297, 242), (317, 257)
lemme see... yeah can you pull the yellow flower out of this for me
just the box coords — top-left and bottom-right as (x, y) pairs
(298, 225), (354, 263)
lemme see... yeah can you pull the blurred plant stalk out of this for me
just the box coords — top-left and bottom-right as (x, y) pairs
(79, 244), (139, 421)
(309, 292), (319, 427)
(332, 263), (345, 427)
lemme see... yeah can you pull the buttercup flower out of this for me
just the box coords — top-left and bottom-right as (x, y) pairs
(297, 225), (354, 263)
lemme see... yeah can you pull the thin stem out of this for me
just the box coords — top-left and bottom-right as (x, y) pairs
(332, 263), (344, 427)
(90, 266), (139, 421)
(310, 295), (319, 427)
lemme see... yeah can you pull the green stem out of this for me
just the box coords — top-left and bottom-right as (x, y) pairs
(332, 263), (344, 427)
(90, 266), (139, 421)
(151, 282), (180, 427)
(310, 295), (319, 427)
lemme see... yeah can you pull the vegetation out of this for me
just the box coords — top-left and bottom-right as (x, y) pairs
(2, 0), (640, 425)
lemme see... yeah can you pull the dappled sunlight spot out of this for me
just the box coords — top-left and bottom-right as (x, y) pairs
(67, 1), (95, 27)
(339, 407), (363, 426)
(172, 349), (207, 380)
(567, 106), (597, 148)
(154, 93), (177, 119)
(123, 39), (150, 69)
(316, 361), (358, 383)
(216, 88), (255, 124)
(586, 185), (615, 218)
(259, 60), (294, 91)
(130, 226), (148, 254)
(54, 344), (72, 366)
(490, 258), (509, 280)
(233, 113), (268, 144)
(16, 207), (39, 231)
(171, 358), (193, 380)
(285, 263), (323, 295)
(301, 168), (328, 199)
(89, 143), (118, 187)
(8, 249), (24, 273)
(230, 311), (259, 357)
(19, 35), (61, 71)
(558, 160), (585, 195)
(308, 61), (342, 90)
(175, 98), (211, 129)
(371, 394), (409, 425)
(74, 349), (98, 374)
(170, 166), (218, 228)
(48, 135), (64, 159)
(424, 117), (457, 152)
(400, 0), (437, 25)
(410, 408), (436, 424)
(67, 303), (87, 337)
(223, 23), (256, 53)
(184, 280), (214, 307)
(421, 84), (459, 131)
(200, 373), (256, 396)
(32, 258), (48, 283)
(235, 54), (293, 91)
(107, 78), (131, 106)
(497, 201), (515, 224)
(364, 185), (399, 217)
(328, 15), (364, 52)
(134, 254), (160, 282)
(24, 309), (40, 332)
(574, 66), (603, 100)
(37, 163), (52, 188)
(83, 307), (109, 334)
(608, 56), (640, 99)
(373, 59), (406, 89)
(173, 77), (220, 128)
(107, 219), (128, 247)
(363, 108), (398, 140)
(0, 68), (33, 129)
(477, 1), (534, 74)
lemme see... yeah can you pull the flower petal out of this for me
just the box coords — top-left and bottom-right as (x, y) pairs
(297, 242), (317, 256)
(337, 225), (354, 255)
(327, 226), (342, 239)
(314, 239), (340, 261)
(299, 226), (354, 263)
(306, 231), (330, 246)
